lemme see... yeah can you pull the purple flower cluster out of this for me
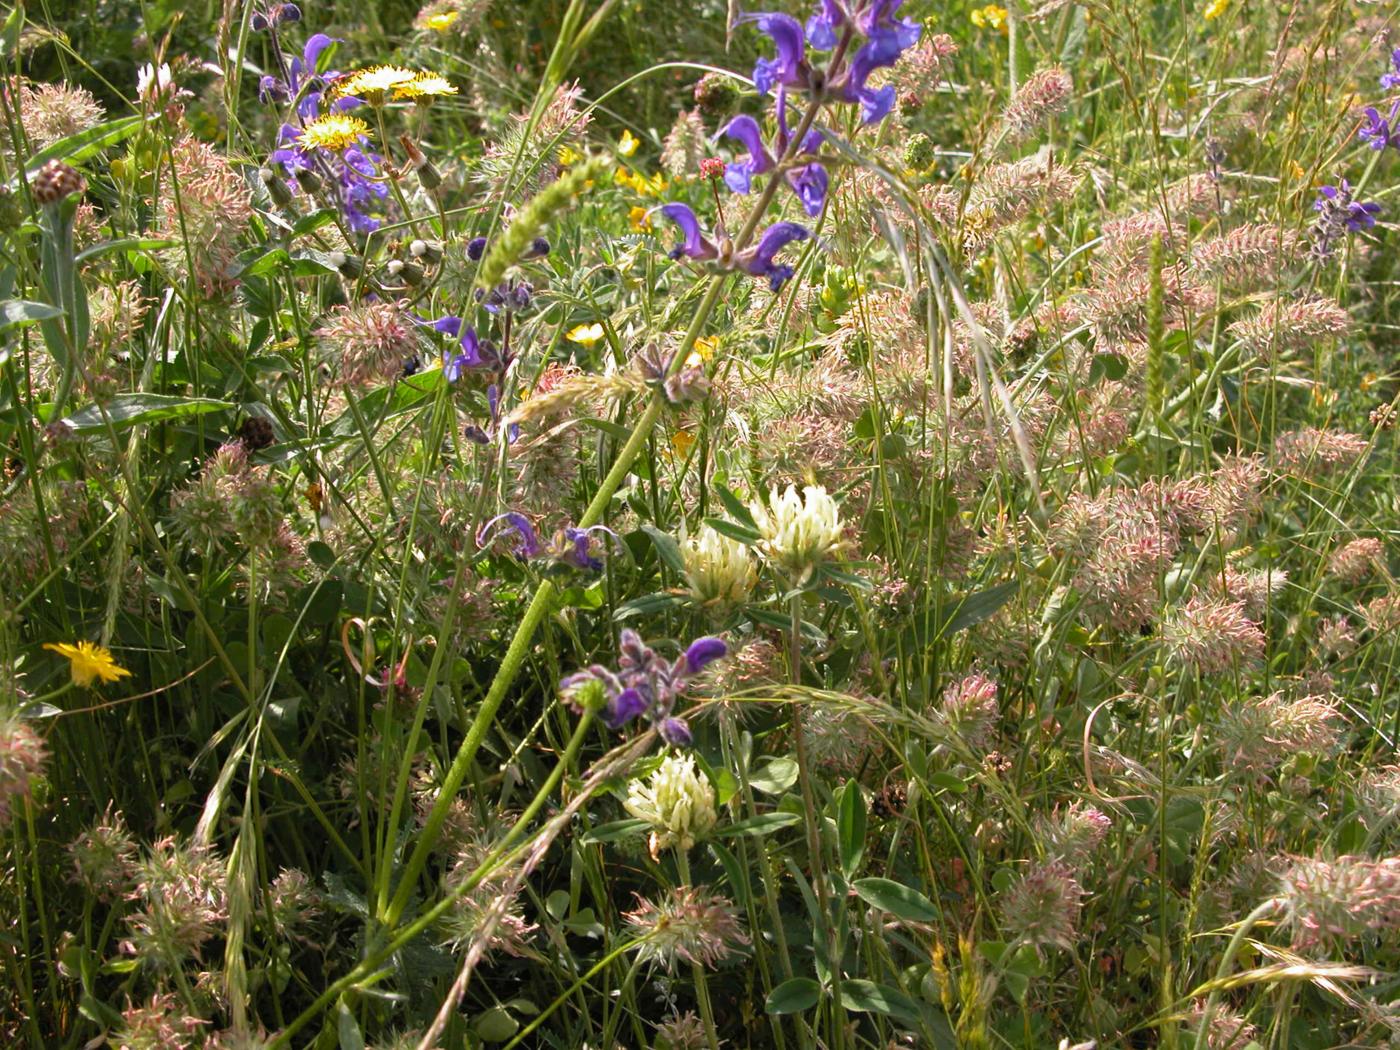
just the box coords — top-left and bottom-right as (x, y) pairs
(560, 630), (727, 746)
(1359, 49), (1400, 151)
(1310, 180), (1380, 261)
(476, 513), (618, 572)
(649, 0), (920, 294)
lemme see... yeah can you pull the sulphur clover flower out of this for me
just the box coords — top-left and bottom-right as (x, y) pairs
(749, 483), (844, 582)
(560, 630), (727, 746)
(624, 753), (719, 854)
(653, 204), (811, 292)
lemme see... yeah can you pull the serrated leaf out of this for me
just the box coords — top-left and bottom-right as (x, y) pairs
(63, 393), (233, 433)
(852, 877), (940, 923)
(766, 977), (821, 1015)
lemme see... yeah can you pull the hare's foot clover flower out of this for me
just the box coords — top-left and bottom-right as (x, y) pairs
(560, 630), (726, 745)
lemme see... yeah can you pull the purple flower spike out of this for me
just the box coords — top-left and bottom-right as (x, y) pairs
(1382, 48), (1400, 90)
(787, 162), (829, 216)
(1359, 103), (1400, 151)
(607, 687), (649, 728)
(477, 512), (543, 559)
(684, 637), (728, 674)
(738, 221), (810, 290)
(719, 114), (775, 194)
(806, 0), (845, 49)
(738, 12), (808, 95)
(857, 84), (896, 125)
(658, 717), (693, 747)
(655, 203), (719, 261)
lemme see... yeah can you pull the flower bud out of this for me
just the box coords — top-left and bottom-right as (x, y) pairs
(293, 166), (323, 194)
(386, 259), (424, 286)
(30, 160), (86, 205)
(328, 251), (364, 279)
(624, 753), (718, 854)
(260, 166), (293, 207)
(682, 524), (756, 608)
(466, 236), (488, 261)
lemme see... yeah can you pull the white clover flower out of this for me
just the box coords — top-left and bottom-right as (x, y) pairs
(748, 484), (844, 582)
(682, 524), (757, 607)
(624, 753), (718, 856)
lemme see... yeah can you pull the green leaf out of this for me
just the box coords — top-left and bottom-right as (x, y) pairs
(580, 415), (632, 441)
(838, 780), (867, 878)
(613, 591), (684, 621)
(292, 208), (340, 237)
(473, 1007), (520, 1042)
(640, 524), (686, 574)
(0, 299), (64, 332)
(766, 977), (821, 1015)
(701, 516), (761, 545)
(715, 812), (801, 837)
(18, 116), (146, 180)
(714, 482), (758, 528)
(63, 393), (233, 433)
(852, 877), (940, 923)
(940, 580), (1018, 636)
(839, 979), (923, 1026)
(927, 771), (968, 795)
(748, 756), (799, 795)
(74, 238), (176, 265)
(336, 1003), (365, 1050)
(579, 818), (647, 845)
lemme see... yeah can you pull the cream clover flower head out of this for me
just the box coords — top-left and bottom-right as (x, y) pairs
(682, 524), (757, 608)
(748, 484), (844, 583)
(624, 753), (718, 857)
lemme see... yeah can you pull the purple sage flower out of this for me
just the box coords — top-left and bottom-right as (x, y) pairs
(717, 115), (776, 194)
(737, 221), (811, 291)
(654, 203), (720, 261)
(1359, 102), (1400, 152)
(477, 513), (543, 559)
(737, 12), (810, 95)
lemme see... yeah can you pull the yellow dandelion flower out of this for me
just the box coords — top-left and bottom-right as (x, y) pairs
(44, 641), (132, 689)
(1203, 0), (1228, 19)
(336, 65), (419, 102)
(566, 322), (605, 347)
(558, 145), (583, 167)
(629, 205), (652, 232)
(394, 73), (457, 101)
(970, 4), (1008, 32)
(618, 129), (640, 158)
(297, 113), (371, 152)
(424, 9), (460, 31)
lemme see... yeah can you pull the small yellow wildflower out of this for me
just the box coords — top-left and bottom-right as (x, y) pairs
(558, 145), (583, 167)
(618, 129), (640, 158)
(1203, 0), (1228, 20)
(685, 336), (718, 369)
(297, 113), (371, 152)
(394, 73), (458, 101)
(970, 4), (1008, 33)
(335, 65), (419, 103)
(629, 205), (652, 232)
(670, 430), (697, 459)
(44, 641), (132, 689)
(566, 322), (605, 347)
(424, 9), (460, 31)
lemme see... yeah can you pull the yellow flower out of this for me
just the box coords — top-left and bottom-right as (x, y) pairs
(335, 65), (419, 103)
(394, 73), (458, 101)
(671, 430), (697, 459)
(558, 145), (583, 167)
(970, 4), (1008, 32)
(44, 641), (132, 689)
(628, 205), (652, 231)
(424, 9), (460, 31)
(297, 113), (371, 152)
(566, 322), (605, 347)
(1203, 0), (1228, 19)
(685, 335), (718, 369)
(618, 129), (640, 158)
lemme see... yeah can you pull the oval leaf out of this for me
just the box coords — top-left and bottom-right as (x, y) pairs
(63, 393), (233, 433)
(766, 977), (821, 1015)
(852, 877), (940, 923)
